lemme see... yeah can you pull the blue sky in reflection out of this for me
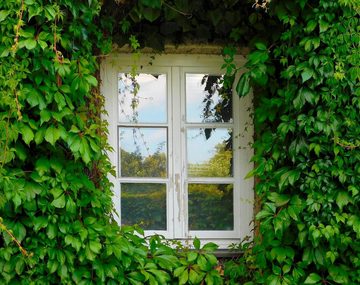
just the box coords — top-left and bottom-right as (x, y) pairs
(118, 73), (231, 164)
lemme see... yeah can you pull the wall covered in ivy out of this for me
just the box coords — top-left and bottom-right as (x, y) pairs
(0, 0), (359, 284)
(243, 1), (360, 284)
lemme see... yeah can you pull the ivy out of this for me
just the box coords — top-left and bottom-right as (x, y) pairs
(0, 1), (227, 284)
(238, 1), (360, 284)
(1, 0), (359, 284)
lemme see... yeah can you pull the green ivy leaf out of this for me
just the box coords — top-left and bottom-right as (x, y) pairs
(142, 7), (161, 22)
(278, 169), (300, 191)
(202, 242), (218, 252)
(268, 193), (290, 207)
(40, 109), (52, 125)
(44, 5), (56, 20)
(47, 260), (59, 274)
(304, 273), (321, 284)
(0, 10), (10, 22)
(19, 38), (37, 50)
(20, 124), (34, 145)
(51, 194), (66, 208)
(15, 258), (25, 275)
(79, 138), (91, 164)
(247, 50), (269, 65)
(66, 197), (77, 214)
(35, 157), (50, 174)
(33, 216), (48, 232)
(45, 125), (61, 146)
(54, 61), (71, 77)
(89, 240), (102, 254)
(193, 237), (201, 250)
(189, 269), (201, 284)
(140, 0), (162, 8)
(24, 86), (46, 109)
(301, 68), (314, 83)
(255, 42), (267, 51)
(46, 224), (58, 239)
(179, 268), (189, 285)
(236, 73), (250, 97)
(174, 266), (186, 278)
(84, 74), (98, 86)
(319, 19), (329, 33)
(305, 20), (317, 33)
(187, 251), (198, 262)
(328, 265), (349, 284)
(35, 127), (46, 145)
(336, 192), (351, 210)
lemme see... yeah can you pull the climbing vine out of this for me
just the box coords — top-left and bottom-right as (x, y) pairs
(239, 1), (360, 284)
(0, 0), (359, 284)
(0, 1), (225, 284)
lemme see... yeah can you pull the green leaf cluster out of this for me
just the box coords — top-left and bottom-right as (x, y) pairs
(236, 1), (360, 285)
(1, 0), (359, 284)
(0, 1), (227, 284)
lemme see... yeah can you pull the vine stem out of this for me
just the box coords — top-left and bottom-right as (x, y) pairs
(12, 0), (25, 51)
(0, 218), (31, 257)
(0, 111), (11, 168)
(163, 1), (192, 18)
(14, 89), (22, 120)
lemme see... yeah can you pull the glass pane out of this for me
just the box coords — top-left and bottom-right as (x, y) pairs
(187, 128), (232, 177)
(121, 183), (166, 230)
(188, 183), (233, 230)
(118, 73), (167, 123)
(186, 73), (232, 123)
(119, 127), (167, 177)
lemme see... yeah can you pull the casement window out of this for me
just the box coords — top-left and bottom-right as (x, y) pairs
(101, 53), (253, 248)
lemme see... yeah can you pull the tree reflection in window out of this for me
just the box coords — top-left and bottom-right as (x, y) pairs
(118, 73), (167, 123)
(186, 74), (234, 177)
(121, 183), (166, 230)
(119, 127), (167, 178)
(188, 183), (233, 231)
(201, 74), (233, 123)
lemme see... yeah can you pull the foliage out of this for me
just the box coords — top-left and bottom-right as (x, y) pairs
(236, 1), (360, 284)
(0, 0), (226, 284)
(101, 0), (256, 49)
(1, 0), (359, 284)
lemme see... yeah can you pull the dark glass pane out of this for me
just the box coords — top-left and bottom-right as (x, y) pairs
(186, 73), (232, 123)
(118, 73), (167, 123)
(121, 183), (166, 230)
(119, 127), (167, 177)
(188, 183), (233, 230)
(187, 128), (233, 177)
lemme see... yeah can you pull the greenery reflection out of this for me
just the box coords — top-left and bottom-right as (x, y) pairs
(189, 183), (233, 230)
(121, 183), (166, 230)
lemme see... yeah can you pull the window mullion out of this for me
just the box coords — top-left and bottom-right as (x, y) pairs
(171, 66), (185, 239)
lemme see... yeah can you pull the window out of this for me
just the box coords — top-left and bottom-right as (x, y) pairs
(101, 54), (253, 248)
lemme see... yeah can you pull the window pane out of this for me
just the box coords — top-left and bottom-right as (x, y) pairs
(121, 183), (166, 230)
(119, 127), (167, 177)
(187, 128), (232, 177)
(188, 183), (233, 230)
(186, 73), (232, 123)
(118, 73), (167, 123)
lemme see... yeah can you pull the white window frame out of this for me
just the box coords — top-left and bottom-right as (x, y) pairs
(101, 53), (254, 248)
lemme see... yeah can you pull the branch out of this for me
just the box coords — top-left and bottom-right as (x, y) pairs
(0, 218), (32, 257)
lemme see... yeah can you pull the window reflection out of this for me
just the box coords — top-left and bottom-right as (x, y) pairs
(186, 74), (232, 123)
(118, 73), (167, 123)
(121, 183), (167, 230)
(188, 183), (233, 230)
(187, 128), (233, 177)
(119, 127), (167, 177)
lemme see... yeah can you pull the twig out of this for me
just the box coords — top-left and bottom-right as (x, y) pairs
(11, 0), (25, 51)
(0, 218), (32, 257)
(163, 1), (192, 18)
(14, 89), (22, 120)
